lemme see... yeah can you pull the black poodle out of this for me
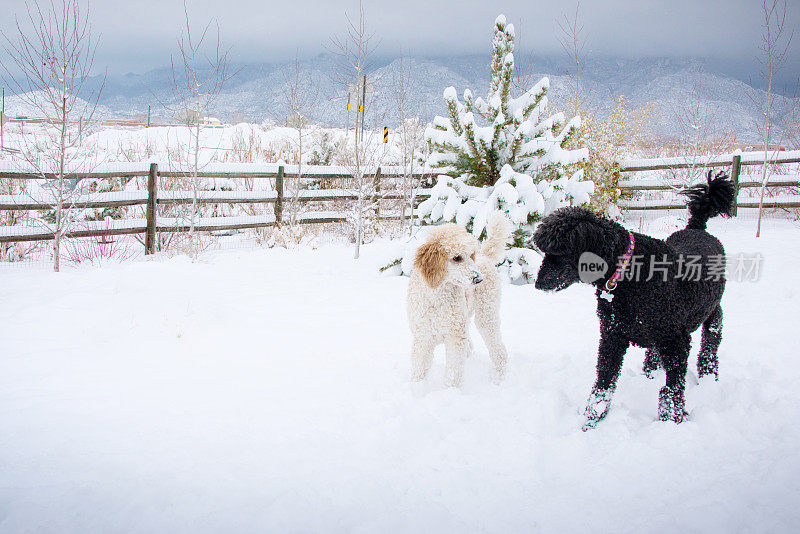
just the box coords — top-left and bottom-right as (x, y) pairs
(533, 171), (735, 429)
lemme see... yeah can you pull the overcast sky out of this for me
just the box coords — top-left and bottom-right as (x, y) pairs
(1, 0), (798, 88)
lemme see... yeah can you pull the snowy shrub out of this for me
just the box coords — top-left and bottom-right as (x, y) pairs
(574, 95), (654, 218)
(308, 131), (339, 166)
(64, 218), (139, 265)
(388, 14), (592, 283)
(228, 126), (267, 163)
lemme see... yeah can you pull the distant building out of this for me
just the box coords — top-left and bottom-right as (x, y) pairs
(173, 109), (222, 126)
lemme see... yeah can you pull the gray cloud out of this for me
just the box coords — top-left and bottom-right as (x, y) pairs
(1, 0), (798, 90)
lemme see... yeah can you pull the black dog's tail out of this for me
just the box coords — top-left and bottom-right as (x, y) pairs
(681, 170), (735, 230)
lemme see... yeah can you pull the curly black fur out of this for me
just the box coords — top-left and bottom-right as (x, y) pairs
(533, 172), (735, 429)
(681, 170), (736, 230)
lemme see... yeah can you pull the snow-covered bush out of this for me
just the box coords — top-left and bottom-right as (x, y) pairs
(308, 130), (342, 166)
(389, 14), (592, 283)
(575, 95), (654, 218)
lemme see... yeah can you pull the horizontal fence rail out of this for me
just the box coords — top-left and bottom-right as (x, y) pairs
(0, 161), (416, 179)
(618, 196), (800, 211)
(0, 149), (797, 248)
(0, 189), (422, 211)
(617, 150), (799, 213)
(619, 149), (800, 172)
(0, 163), (432, 247)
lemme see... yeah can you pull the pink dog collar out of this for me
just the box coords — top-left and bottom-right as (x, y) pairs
(604, 231), (635, 292)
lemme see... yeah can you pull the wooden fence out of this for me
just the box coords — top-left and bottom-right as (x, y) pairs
(0, 164), (426, 252)
(0, 150), (798, 252)
(617, 151), (800, 213)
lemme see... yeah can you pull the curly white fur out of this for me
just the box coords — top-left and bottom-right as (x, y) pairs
(407, 212), (512, 386)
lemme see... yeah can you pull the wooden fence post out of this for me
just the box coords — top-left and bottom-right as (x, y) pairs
(145, 163), (158, 254)
(275, 165), (284, 226)
(373, 166), (381, 220)
(730, 154), (741, 216)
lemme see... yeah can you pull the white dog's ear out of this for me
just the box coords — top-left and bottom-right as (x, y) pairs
(415, 240), (447, 288)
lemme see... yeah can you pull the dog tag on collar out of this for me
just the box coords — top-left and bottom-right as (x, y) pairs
(600, 290), (614, 302)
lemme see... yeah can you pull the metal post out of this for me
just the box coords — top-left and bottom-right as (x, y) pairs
(147, 105), (151, 128)
(373, 166), (381, 221)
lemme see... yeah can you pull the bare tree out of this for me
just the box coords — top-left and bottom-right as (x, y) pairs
(328, 0), (382, 259)
(168, 0), (233, 255)
(557, 1), (586, 118)
(283, 54), (319, 229)
(752, 0), (795, 237)
(666, 76), (736, 187)
(391, 54), (426, 234)
(512, 20), (537, 97)
(0, 0), (103, 271)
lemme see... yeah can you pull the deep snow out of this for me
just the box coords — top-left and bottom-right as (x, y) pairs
(1, 217), (799, 533)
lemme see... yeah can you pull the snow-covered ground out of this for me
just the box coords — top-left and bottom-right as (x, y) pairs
(2, 217), (800, 533)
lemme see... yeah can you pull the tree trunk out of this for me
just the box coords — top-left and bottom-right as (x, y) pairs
(756, 106), (771, 238)
(353, 75), (362, 260)
(408, 145), (415, 233)
(354, 189), (363, 260)
(191, 103), (200, 253)
(54, 94), (67, 272)
(757, 34), (774, 238)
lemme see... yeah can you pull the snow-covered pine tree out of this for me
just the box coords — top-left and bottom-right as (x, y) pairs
(419, 14), (592, 282)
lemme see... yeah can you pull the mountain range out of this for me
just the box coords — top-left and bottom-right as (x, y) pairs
(6, 54), (787, 143)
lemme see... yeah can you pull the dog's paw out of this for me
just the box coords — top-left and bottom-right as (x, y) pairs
(411, 365), (430, 383)
(697, 358), (719, 382)
(658, 386), (688, 423)
(697, 369), (719, 382)
(491, 364), (506, 385)
(582, 387), (614, 430)
(642, 349), (660, 379)
(581, 417), (601, 432)
(443, 368), (464, 388)
(659, 407), (690, 424)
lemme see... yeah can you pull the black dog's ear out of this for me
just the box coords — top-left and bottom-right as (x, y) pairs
(568, 224), (589, 253)
(534, 206), (626, 266)
(533, 209), (571, 253)
(534, 207), (599, 255)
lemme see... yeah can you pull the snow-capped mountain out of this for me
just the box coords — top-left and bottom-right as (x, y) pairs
(16, 55), (784, 142)
(2, 90), (114, 121)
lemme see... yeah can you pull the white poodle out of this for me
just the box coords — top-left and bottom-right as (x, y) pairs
(407, 213), (513, 386)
